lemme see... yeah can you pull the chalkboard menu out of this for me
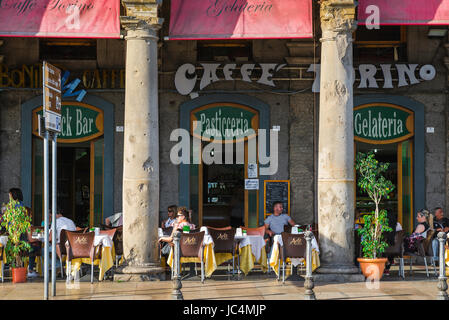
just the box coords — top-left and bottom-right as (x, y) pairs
(264, 180), (290, 216)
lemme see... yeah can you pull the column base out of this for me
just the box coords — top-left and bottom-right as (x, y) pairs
(114, 264), (166, 282)
(313, 264), (365, 283)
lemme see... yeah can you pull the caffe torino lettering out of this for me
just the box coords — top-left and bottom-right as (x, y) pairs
(175, 63), (286, 95)
(207, 0), (273, 17)
(309, 63), (436, 92)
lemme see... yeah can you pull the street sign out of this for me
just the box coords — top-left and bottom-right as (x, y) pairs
(43, 61), (62, 133)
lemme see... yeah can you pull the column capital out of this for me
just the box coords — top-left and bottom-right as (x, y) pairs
(319, 0), (357, 34)
(120, 0), (164, 32)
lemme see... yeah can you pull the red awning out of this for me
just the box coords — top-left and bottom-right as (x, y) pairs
(169, 0), (313, 40)
(358, 0), (449, 25)
(0, 0), (120, 38)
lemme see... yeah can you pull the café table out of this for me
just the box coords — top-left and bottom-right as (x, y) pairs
(235, 234), (268, 276)
(166, 230), (217, 278)
(269, 233), (320, 277)
(0, 235), (7, 280)
(69, 233), (114, 281)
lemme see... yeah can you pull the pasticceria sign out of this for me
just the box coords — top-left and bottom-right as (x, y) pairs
(354, 103), (414, 144)
(191, 103), (259, 142)
(32, 102), (104, 143)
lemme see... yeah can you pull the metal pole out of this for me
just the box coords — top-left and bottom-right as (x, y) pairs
(171, 231), (183, 300)
(437, 232), (448, 300)
(304, 231), (316, 300)
(51, 133), (57, 296)
(43, 130), (49, 300)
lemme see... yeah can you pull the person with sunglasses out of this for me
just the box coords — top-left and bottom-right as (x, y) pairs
(404, 209), (433, 254)
(161, 205), (177, 228)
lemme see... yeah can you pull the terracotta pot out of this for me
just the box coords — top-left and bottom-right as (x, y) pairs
(357, 257), (388, 280)
(12, 267), (27, 283)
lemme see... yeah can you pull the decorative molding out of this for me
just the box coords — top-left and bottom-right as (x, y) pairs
(120, 0), (164, 31)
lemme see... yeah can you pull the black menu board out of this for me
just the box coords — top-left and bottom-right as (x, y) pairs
(264, 180), (290, 216)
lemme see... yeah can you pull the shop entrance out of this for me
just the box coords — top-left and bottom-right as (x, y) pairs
(189, 103), (260, 228)
(31, 102), (105, 228)
(354, 103), (415, 233)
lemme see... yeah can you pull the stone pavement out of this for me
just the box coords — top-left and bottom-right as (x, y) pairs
(0, 265), (445, 300)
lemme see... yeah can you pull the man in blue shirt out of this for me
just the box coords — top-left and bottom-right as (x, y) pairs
(264, 201), (296, 237)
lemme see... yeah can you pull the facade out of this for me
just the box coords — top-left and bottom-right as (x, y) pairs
(0, 0), (448, 278)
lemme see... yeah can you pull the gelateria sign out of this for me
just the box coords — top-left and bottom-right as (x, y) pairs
(191, 103), (259, 142)
(354, 104), (414, 144)
(33, 102), (104, 143)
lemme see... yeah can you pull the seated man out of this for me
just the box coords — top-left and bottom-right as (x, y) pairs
(49, 208), (77, 244)
(431, 207), (449, 262)
(264, 201), (296, 238)
(105, 212), (123, 227)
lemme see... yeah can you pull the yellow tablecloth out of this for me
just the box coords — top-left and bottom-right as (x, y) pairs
(269, 241), (320, 277)
(0, 246), (6, 279)
(167, 243), (217, 278)
(238, 244), (268, 276)
(69, 245), (114, 281)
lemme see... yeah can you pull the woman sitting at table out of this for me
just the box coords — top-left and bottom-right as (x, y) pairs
(403, 209), (433, 254)
(158, 207), (196, 255)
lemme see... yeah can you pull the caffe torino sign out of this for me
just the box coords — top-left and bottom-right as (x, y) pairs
(174, 63), (436, 95)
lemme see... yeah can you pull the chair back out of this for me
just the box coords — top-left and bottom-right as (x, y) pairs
(75, 227), (88, 232)
(207, 226), (232, 231)
(99, 228), (116, 240)
(423, 229), (436, 256)
(383, 230), (405, 257)
(281, 232), (307, 259)
(208, 228), (235, 254)
(180, 231), (205, 259)
(57, 228), (84, 257)
(65, 231), (95, 261)
(100, 223), (115, 230)
(114, 226), (123, 256)
(283, 225), (292, 233)
(241, 226), (265, 236)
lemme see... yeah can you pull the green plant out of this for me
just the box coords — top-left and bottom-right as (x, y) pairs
(0, 199), (31, 268)
(355, 151), (394, 259)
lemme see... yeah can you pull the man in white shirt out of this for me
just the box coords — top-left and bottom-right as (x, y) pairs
(49, 210), (76, 243)
(105, 212), (123, 227)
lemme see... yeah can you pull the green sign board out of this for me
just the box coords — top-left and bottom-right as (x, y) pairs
(354, 105), (414, 143)
(191, 104), (258, 141)
(34, 102), (104, 143)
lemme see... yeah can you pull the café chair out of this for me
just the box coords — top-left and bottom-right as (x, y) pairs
(279, 232), (307, 283)
(404, 230), (436, 278)
(207, 226), (232, 231)
(113, 226), (123, 268)
(208, 228), (236, 279)
(57, 229), (86, 278)
(383, 230), (405, 279)
(179, 231), (205, 283)
(65, 231), (96, 284)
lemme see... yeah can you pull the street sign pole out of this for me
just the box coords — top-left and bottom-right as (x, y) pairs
(43, 130), (49, 300)
(51, 131), (57, 296)
(42, 61), (62, 300)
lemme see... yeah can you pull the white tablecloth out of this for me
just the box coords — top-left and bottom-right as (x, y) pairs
(235, 235), (265, 262)
(272, 233), (319, 267)
(95, 234), (113, 248)
(0, 236), (7, 247)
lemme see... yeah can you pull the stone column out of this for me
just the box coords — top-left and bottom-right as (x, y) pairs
(116, 1), (164, 281)
(315, 0), (364, 282)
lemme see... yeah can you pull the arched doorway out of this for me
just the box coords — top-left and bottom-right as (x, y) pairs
(354, 95), (425, 233)
(21, 95), (114, 227)
(179, 94), (270, 228)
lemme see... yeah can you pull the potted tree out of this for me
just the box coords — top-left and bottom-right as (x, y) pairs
(0, 199), (32, 283)
(355, 151), (394, 280)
